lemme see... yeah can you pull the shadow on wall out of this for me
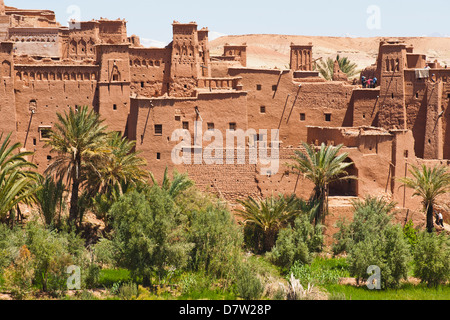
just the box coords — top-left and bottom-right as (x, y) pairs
(329, 158), (358, 197)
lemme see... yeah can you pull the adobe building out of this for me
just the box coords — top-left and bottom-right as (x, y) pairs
(0, 1), (449, 227)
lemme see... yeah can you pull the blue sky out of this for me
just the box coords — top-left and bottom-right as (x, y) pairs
(10, 0), (450, 46)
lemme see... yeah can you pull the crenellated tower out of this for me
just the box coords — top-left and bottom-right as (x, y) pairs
(169, 21), (201, 97)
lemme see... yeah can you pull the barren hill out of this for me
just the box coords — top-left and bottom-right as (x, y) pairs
(210, 34), (450, 71)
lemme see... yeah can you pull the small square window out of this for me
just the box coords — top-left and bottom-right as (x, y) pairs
(154, 124), (163, 135)
(47, 155), (52, 161)
(39, 127), (52, 140)
(256, 84), (262, 91)
(156, 153), (161, 160)
(175, 115), (181, 121)
(325, 114), (332, 122)
(260, 106), (266, 114)
(182, 122), (189, 130)
(447, 93), (450, 99)
(272, 85), (278, 91)
(229, 122), (237, 131)
(207, 123), (215, 131)
(300, 113), (306, 121)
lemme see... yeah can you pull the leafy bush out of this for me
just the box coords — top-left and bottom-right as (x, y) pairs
(186, 204), (243, 279)
(108, 189), (193, 286)
(403, 220), (419, 253)
(348, 224), (411, 289)
(0, 224), (26, 271)
(234, 263), (264, 300)
(117, 282), (139, 300)
(2, 245), (35, 299)
(24, 221), (87, 294)
(333, 196), (395, 255)
(267, 214), (322, 271)
(413, 231), (450, 287)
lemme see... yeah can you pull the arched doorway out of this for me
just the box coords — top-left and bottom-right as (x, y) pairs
(328, 158), (358, 197)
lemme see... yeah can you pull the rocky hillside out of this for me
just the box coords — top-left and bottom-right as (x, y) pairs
(210, 34), (450, 71)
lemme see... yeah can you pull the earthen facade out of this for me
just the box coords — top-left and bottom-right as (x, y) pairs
(0, 1), (449, 220)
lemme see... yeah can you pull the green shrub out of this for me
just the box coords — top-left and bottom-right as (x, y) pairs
(117, 282), (139, 300)
(24, 221), (87, 294)
(83, 264), (101, 289)
(333, 196), (395, 255)
(2, 245), (35, 299)
(413, 231), (450, 287)
(348, 224), (411, 289)
(108, 189), (193, 286)
(267, 214), (321, 271)
(234, 263), (264, 300)
(403, 220), (419, 253)
(186, 204), (243, 279)
(0, 224), (26, 271)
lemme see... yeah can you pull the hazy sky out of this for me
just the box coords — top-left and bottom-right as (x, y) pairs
(10, 0), (450, 45)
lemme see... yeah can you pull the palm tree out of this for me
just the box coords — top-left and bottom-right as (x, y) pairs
(89, 132), (150, 224)
(151, 167), (194, 199)
(314, 55), (359, 80)
(398, 164), (450, 233)
(45, 106), (109, 228)
(34, 176), (65, 227)
(0, 133), (41, 223)
(288, 142), (355, 226)
(235, 194), (306, 252)
(91, 132), (149, 195)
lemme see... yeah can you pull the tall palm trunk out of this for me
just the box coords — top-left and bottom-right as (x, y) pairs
(69, 159), (81, 228)
(426, 203), (434, 233)
(263, 228), (277, 252)
(313, 186), (326, 226)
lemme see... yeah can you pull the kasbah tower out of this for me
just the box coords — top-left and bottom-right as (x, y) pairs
(0, 1), (449, 237)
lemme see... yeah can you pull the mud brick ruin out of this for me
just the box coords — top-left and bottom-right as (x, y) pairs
(0, 1), (449, 225)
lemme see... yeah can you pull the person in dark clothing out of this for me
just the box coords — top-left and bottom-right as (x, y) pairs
(361, 76), (366, 88)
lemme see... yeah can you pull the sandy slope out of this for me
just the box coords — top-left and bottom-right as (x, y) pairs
(210, 34), (450, 71)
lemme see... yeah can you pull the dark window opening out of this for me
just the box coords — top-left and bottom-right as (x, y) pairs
(155, 124), (163, 135)
(39, 128), (52, 140)
(272, 85), (278, 91)
(113, 104), (117, 110)
(175, 116), (181, 121)
(141, 82), (145, 88)
(156, 153), (161, 160)
(47, 155), (52, 161)
(260, 106), (266, 114)
(256, 84), (262, 91)
(182, 122), (189, 130)
(416, 92), (419, 99)
(33, 138), (37, 146)
(229, 122), (237, 131)
(447, 93), (450, 99)
(300, 113), (306, 121)
(207, 123), (215, 131)
(325, 114), (332, 122)
(391, 93), (394, 99)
